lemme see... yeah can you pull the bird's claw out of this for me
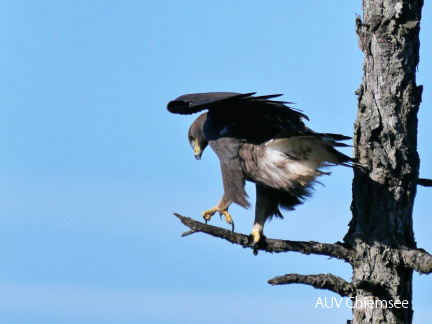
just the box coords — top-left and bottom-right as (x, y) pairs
(251, 230), (262, 256)
(251, 230), (261, 244)
(202, 207), (217, 223)
(220, 210), (234, 231)
(202, 207), (234, 231)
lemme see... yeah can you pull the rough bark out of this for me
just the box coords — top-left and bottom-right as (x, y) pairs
(344, 0), (424, 323)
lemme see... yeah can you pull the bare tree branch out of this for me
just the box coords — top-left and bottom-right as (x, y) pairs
(181, 229), (198, 237)
(268, 273), (355, 297)
(417, 178), (432, 187)
(401, 249), (432, 274)
(174, 213), (353, 262)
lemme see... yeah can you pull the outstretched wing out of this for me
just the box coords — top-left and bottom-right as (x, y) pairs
(167, 92), (310, 144)
(167, 91), (305, 118)
(167, 92), (257, 115)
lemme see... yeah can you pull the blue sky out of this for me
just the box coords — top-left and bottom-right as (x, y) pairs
(0, 1), (431, 323)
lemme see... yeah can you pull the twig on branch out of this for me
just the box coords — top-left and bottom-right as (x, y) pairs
(174, 213), (353, 262)
(417, 178), (432, 187)
(401, 249), (432, 274)
(181, 230), (198, 237)
(268, 273), (355, 297)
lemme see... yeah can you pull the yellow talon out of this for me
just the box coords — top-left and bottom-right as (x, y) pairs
(221, 210), (232, 224)
(251, 230), (261, 243)
(202, 207), (217, 221)
(202, 207), (233, 231)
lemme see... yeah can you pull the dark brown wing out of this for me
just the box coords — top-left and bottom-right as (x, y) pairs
(167, 91), (305, 118)
(167, 92), (256, 114)
(167, 92), (309, 144)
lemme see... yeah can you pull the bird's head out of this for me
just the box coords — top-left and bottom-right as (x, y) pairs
(188, 112), (208, 160)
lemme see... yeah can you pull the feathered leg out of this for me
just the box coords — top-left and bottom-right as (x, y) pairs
(252, 184), (275, 243)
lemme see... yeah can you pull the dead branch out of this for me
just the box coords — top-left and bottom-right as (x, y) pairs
(174, 213), (353, 262)
(401, 249), (432, 274)
(268, 273), (355, 297)
(417, 178), (432, 187)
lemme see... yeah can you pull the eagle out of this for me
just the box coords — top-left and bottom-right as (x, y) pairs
(167, 92), (353, 243)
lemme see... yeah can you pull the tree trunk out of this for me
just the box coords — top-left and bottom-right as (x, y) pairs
(345, 0), (423, 323)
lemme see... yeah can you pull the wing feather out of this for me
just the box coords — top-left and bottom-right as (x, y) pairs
(167, 92), (256, 114)
(167, 92), (308, 121)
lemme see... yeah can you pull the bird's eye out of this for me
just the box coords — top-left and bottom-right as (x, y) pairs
(189, 135), (194, 141)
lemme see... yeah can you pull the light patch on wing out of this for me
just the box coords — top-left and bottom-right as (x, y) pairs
(219, 121), (237, 137)
(220, 125), (230, 136)
(260, 137), (335, 187)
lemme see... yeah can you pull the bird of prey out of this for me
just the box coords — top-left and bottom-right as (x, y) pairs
(167, 92), (353, 243)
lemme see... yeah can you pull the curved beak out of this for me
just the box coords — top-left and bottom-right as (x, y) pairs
(193, 139), (202, 160)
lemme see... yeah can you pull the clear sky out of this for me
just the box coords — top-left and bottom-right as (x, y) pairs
(0, 1), (431, 323)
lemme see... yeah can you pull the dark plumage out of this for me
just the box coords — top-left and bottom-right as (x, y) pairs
(168, 92), (353, 243)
